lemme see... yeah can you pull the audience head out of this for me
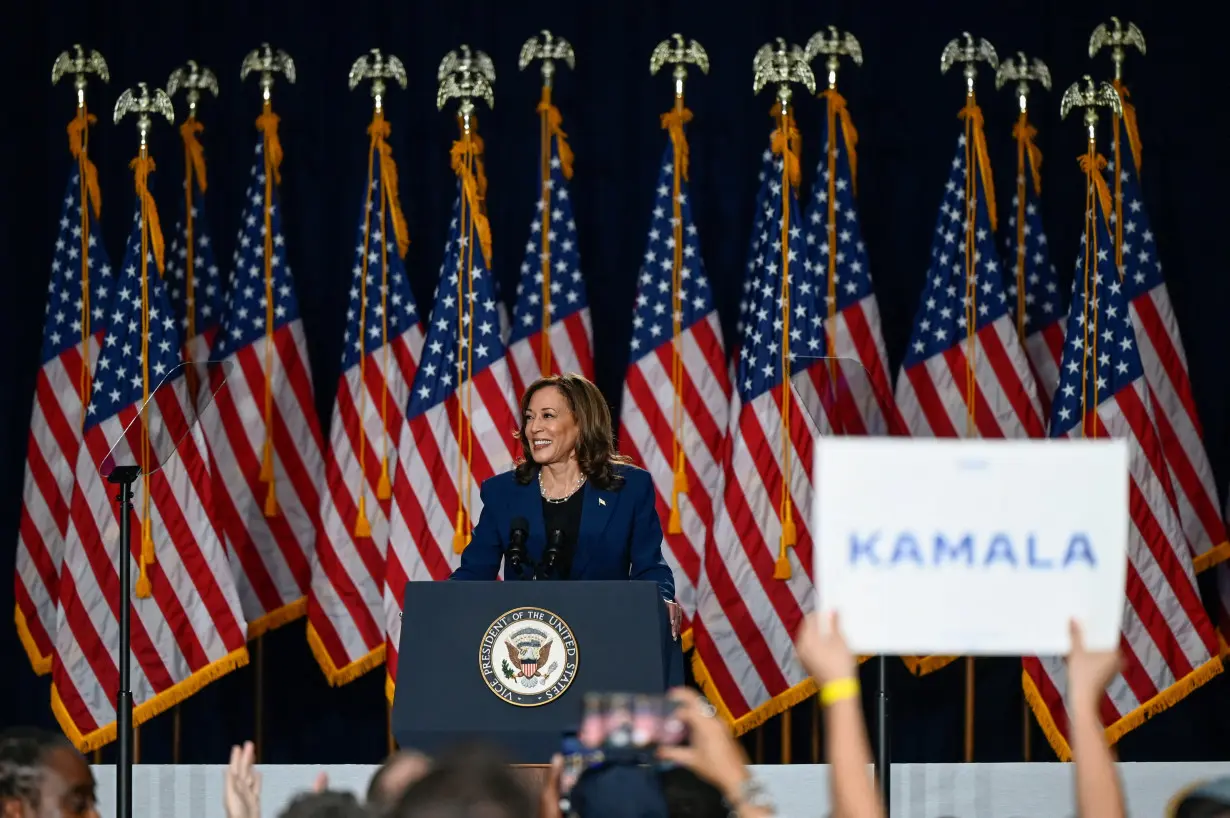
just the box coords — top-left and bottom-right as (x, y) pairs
(277, 791), (367, 818)
(1171, 777), (1230, 818)
(0, 727), (96, 818)
(391, 743), (532, 818)
(569, 764), (669, 818)
(366, 750), (431, 815)
(658, 767), (728, 818)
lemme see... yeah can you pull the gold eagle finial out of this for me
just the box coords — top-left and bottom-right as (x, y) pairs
(803, 26), (863, 90)
(348, 49), (408, 111)
(519, 30), (575, 86)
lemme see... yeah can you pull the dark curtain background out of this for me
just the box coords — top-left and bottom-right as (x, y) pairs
(3, 0), (1228, 765)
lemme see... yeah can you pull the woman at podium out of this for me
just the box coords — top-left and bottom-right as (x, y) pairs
(450, 374), (682, 639)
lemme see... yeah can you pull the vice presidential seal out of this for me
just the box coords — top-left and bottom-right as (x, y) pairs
(479, 606), (578, 706)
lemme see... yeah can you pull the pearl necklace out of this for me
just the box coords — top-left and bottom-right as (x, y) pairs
(539, 469), (586, 504)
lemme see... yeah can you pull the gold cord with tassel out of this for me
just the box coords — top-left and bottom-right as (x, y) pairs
(68, 107), (102, 428)
(449, 120), (490, 554)
(770, 106), (802, 580)
(957, 97), (997, 437)
(662, 100), (693, 535)
(256, 105), (283, 517)
(132, 154), (166, 599)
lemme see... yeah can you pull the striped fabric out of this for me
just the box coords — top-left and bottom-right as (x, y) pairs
(15, 163), (113, 674)
(619, 115), (731, 647)
(383, 155), (519, 700)
(506, 98), (593, 396)
(1022, 180), (1221, 759)
(51, 197), (248, 751)
(202, 134), (326, 638)
(307, 131), (423, 684)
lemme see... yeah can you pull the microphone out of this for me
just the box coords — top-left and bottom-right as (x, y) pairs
(540, 529), (565, 579)
(507, 517), (530, 579)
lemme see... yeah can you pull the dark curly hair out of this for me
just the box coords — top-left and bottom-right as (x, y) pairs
(513, 374), (632, 490)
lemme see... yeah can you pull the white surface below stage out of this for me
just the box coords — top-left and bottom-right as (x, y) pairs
(92, 760), (1230, 817)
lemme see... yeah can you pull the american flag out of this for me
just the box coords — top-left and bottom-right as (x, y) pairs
(307, 129), (424, 685)
(801, 90), (902, 436)
(165, 120), (226, 365)
(618, 112), (731, 649)
(1108, 87), (1228, 572)
(506, 101), (593, 395)
(383, 162), (519, 699)
(897, 110), (1047, 676)
(691, 119), (830, 731)
(894, 116), (1046, 447)
(1001, 116), (1065, 419)
(1021, 178), (1221, 760)
(15, 163), (113, 675)
(202, 133), (326, 637)
(733, 142), (776, 352)
(51, 191), (248, 751)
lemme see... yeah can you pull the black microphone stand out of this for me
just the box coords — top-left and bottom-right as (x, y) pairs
(538, 530), (564, 580)
(876, 654), (891, 816)
(108, 464), (142, 818)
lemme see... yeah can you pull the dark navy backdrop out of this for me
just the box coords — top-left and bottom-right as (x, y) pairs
(3, 0), (1228, 764)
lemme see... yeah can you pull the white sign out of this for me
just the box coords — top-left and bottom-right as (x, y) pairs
(812, 437), (1129, 655)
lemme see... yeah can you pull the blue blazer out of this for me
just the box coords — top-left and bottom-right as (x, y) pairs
(449, 464), (675, 601)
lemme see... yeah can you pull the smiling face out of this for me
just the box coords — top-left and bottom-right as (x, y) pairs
(522, 385), (580, 467)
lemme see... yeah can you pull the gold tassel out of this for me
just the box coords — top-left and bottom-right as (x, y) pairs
(135, 557), (152, 599)
(782, 502), (798, 546)
(667, 501), (682, 535)
(260, 436), (275, 482)
(452, 507), (468, 554)
(264, 480), (278, 518)
(377, 457), (392, 501)
(355, 495), (372, 538)
(141, 516), (155, 563)
(774, 552), (792, 581)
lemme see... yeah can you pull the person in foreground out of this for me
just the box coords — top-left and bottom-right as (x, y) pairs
(450, 373), (682, 639)
(0, 727), (97, 818)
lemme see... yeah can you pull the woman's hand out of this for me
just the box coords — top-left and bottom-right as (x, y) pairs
(664, 599), (683, 641)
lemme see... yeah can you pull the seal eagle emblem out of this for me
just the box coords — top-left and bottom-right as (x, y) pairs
(479, 606), (579, 706)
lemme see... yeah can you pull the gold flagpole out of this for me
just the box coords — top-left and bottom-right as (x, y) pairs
(751, 37), (815, 763)
(648, 34), (708, 541)
(994, 52), (1052, 762)
(1088, 17), (1146, 275)
(114, 77), (174, 767)
(939, 32), (1000, 763)
(437, 45), (494, 558)
(165, 60), (220, 763)
(519, 31), (576, 380)
(239, 43), (296, 762)
(50, 45), (108, 761)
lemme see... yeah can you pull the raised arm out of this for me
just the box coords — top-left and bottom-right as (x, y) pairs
(449, 480), (504, 581)
(627, 472), (675, 601)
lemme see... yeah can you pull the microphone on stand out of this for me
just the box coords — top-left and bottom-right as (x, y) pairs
(539, 529), (565, 579)
(507, 517), (531, 579)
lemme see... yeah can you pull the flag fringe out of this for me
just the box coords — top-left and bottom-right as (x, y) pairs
(305, 621), (386, 686)
(385, 671), (396, 705)
(902, 654), (958, 676)
(245, 596), (308, 641)
(690, 650), (817, 736)
(51, 645), (250, 753)
(1192, 540), (1230, 573)
(680, 627), (693, 654)
(1022, 653), (1224, 762)
(14, 607), (52, 675)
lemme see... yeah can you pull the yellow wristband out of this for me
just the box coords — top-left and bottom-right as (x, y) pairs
(820, 677), (860, 707)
